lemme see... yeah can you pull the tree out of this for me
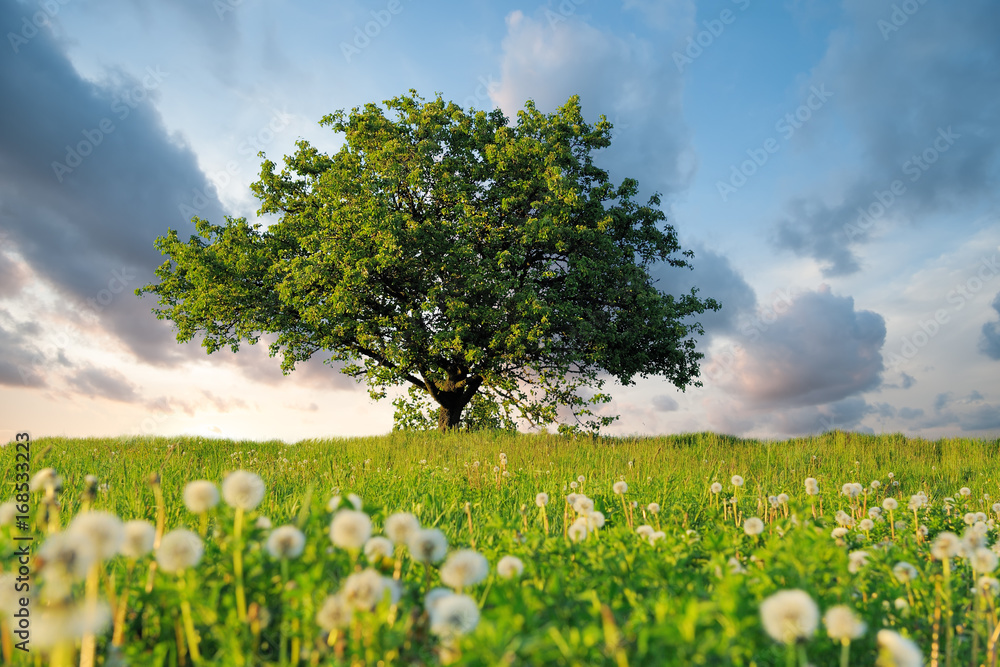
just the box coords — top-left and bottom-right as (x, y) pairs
(137, 91), (719, 433)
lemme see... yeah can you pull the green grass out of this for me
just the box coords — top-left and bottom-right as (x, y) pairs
(2, 430), (999, 665)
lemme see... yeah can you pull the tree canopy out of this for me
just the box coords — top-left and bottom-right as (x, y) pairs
(138, 91), (719, 433)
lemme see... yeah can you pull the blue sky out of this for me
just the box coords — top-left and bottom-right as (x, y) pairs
(2, 0), (999, 442)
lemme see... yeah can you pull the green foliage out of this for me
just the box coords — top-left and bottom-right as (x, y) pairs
(137, 91), (719, 433)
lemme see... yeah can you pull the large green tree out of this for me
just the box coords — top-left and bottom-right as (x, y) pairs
(138, 91), (719, 433)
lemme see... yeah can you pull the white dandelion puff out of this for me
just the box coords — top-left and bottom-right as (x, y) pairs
(876, 629), (923, 667)
(759, 589), (819, 645)
(429, 593), (480, 639)
(883, 498), (898, 511)
(848, 550), (869, 574)
(266, 525), (306, 560)
(497, 555), (524, 579)
(823, 605), (866, 641)
(440, 549), (489, 590)
(731, 475), (744, 487)
(329, 509), (372, 550)
(156, 529), (204, 574)
(930, 532), (963, 561)
(647, 502), (660, 514)
(222, 471), (265, 511)
(385, 512), (420, 545)
(408, 528), (448, 563)
(67, 510), (124, 561)
(613, 481), (628, 495)
(535, 493), (549, 508)
(744, 517), (764, 536)
(341, 568), (387, 611)
(363, 536), (394, 563)
(183, 480), (220, 513)
(120, 520), (155, 559)
(316, 593), (352, 630)
(971, 547), (998, 573)
(568, 522), (588, 542)
(710, 482), (723, 494)
(893, 562), (918, 583)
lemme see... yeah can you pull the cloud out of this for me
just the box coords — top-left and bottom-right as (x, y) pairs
(979, 291), (1000, 359)
(490, 6), (695, 200)
(66, 367), (141, 403)
(920, 390), (1000, 432)
(0, 0), (227, 368)
(765, 397), (874, 435)
(771, 0), (1000, 276)
(650, 394), (678, 412)
(0, 312), (47, 387)
(712, 287), (885, 408)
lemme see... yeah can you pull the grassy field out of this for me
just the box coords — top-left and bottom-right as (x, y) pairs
(1, 430), (999, 665)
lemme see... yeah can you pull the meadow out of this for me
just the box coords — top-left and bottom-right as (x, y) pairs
(1, 430), (999, 666)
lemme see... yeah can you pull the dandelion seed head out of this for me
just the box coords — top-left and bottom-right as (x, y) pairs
(535, 492), (549, 508)
(823, 605), (866, 641)
(568, 522), (588, 542)
(931, 531), (963, 561)
(859, 519), (874, 532)
(971, 547), (998, 573)
(883, 498), (898, 511)
(831, 527), (849, 539)
(342, 568), (386, 611)
(120, 520), (155, 559)
(573, 496), (594, 514)
(316, 593), (352, 630)
(647, 502), (660, 514)
(731, 475), (744, 487)
(329, 509), (372, 550)
(497, 555), (524, 579)
(363, 536), (394, 563)
(876, 629), (923, 667)
(636, 525), (654, 538)
(710, 482), (723, 494)
(183, 480), (220, 513)
(777, 493), (789, 505)
(32, 600), (111, 651)
(744, 517), (764, 536)
(892, 561), (918, 583)
(848, 550), (869, 574)
(978, 576), (1000, 598)
(0, 501), (17, 526)
(613, 481), (628, 495)
(30, 468), (61, 493)
(67, 510), (124, 561)
(384, 512), (420, 545)
(440, 549), (489, 590)
(586, 511), (605, 529)
(429, 593), (480, 639)
(156, 529), (204, 574)
(266, 525), (306, 560)
(222, 470), (265, 511)
(255, 516), (272, 530)
(759, 589), (819, 645)
(960, 487), (972, 497)
(408, 528), (448, 563)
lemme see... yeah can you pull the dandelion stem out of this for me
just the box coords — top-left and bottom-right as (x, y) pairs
(234, 506), (248, 623)
(79, 562), (100, 667)
(839, 640), (850, 667)
(112, 560), (137, 646)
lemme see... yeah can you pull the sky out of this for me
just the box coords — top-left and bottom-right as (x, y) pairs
(1, 0), (999, 443)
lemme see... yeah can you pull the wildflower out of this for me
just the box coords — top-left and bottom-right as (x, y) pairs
(978, 576), (999, 597)
(831, 527), (849, 538)
(183, 480), (219, 513)
(970, 547), (998, 573)
(834, 510), (855, 528)
(823, 605), (866, 641)
(424, 587), (453, 614)
(156, 529), (204, 573)
(870, 480), (881, 489)
(731, 475), (744, 487)
(930, 532), (962, 560)
(385, 512), (420, 545)
(710, 482), (723, 494)
(266, 525), (306, 560)
(777, 493), (789, 505)
(120, 520), (155, 559)
(848, 550), (869, 574)
(0, 501), (17, 525)
(67, 510), (124, 561)
(440, 549), (489, 590)
(959, 487), (971, 497)
(255, 516), (272, 530)
(577, 475), (585, 483)
(32, 601), (111, 651)
(535, 493), (549, 507)
(876, 629), (923, 667)
(429, 593), (480, 639)
(586, 511), (606, 530)
(887, 472), (894, 479)
(636, 525), (654, 538)
(744, 517), (764, 536)
(859, 519), (874, 532)
(316, 593), (352, 630)
(804, 477), (818, 490)
(364, 536), (394, 563)
(342, 568), (387, 610)
(497, 555), (524, 579)
(568, 521), (588, 542)
(842, 483), (858, 498)
(573, 495), (595, 514)
(759, 589), (819, 644)
(408, 528), (448, 563)
(647, 502), (660, 514)
(868, 507), (882, 520)
(613, 481), (628, 494)
(38, 531), (95, 581)
(222, 471), (265, 511)
(892, 562), (918, 583)
(566, 493), (579, 506)
(329, 510), (372, 550)
(30, 468), (61, 493)
(883, 498), (898, 511)
(993, 502), (1000, 514)
(906, 493), (926, 512)
(648, 530), (666, 544)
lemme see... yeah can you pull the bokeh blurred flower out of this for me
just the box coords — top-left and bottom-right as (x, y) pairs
(823, 605), (865, 641)
(364, 536), (394, 563)
(440, 549), (489, 590)
(408, 528), (448, 563)
(497, 555), (524, 579)
(759, 589), (819, 645)
(877, 629), (922, 667)
(266, 525), (306, 560)
(222, 471), (265, 511)
(120, 520), (155, 559)
(157, 529), (204, 574)
(892, 562), (918, 583)
(329, 509), (373, 550)
(744, 517), (764, 536)
(183, 480), (220, 513)
(67, 510), (124, 561)
(429, 593), (480, 639)
(385, 512), (420, 545)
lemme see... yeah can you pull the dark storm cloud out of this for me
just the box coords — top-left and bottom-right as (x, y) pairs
(0, 1), (228, 369)
(772, 0), (1000, 276)
(979, 292), (1000, 360)
(921, 391), (1000, 433)
(717, 288), (885, 408)
(650, 394), (679, 412)
(765, 397), (874, 435)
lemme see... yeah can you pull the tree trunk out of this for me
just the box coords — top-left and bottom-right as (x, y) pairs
(437, 404), (464, 431)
